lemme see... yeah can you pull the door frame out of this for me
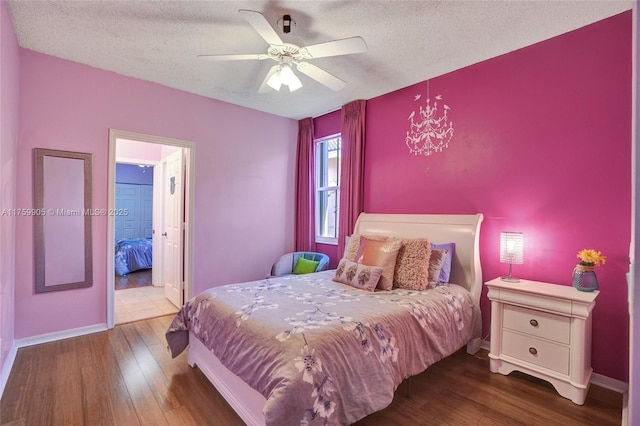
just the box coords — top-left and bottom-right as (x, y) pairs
(107, 129), (196, 329)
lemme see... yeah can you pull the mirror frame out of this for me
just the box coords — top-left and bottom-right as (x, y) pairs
(34, 148), (93, 293)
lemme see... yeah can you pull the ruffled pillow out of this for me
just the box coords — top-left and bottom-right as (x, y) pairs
(344, 233), (363, 261)
(394, 238), (432, 290)
(354, 236), (401, 290)
(333, 259), (383, 292)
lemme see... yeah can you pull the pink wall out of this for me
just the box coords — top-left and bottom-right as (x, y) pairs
(0, 0), (19, 375)
(630, 1), (639, 421)
(116, 139), (163, 162)
(14, 49), (297, 339)
(314, 110), (341, 140)
(362, 12), (632, 381)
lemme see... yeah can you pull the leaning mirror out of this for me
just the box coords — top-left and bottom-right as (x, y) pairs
(34, 148), (93, 293)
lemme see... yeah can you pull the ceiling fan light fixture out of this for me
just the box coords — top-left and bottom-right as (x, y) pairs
(267, 62), (302, 92)
(286, 71), (303, 92)
(267, 71), (282, 91)
(279, 63), (295, 85)
(201, 10), (367, 94)
(280, 62), (302, 92)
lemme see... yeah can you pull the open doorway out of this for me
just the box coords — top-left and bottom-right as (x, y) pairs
(107, 130), (195, 328)
(113, 159), (173, 324)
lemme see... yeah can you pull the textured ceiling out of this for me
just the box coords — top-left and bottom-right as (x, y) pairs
(7, 1), (633, 120)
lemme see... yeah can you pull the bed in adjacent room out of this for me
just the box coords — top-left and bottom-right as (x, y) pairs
(114, 237), (153, 277)
(166, 213), (483, 425)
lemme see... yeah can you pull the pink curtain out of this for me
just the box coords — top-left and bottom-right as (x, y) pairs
(337, 100), (367, 258)
(295, 118), (316, 252)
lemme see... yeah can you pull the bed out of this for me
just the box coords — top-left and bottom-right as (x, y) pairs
(166, 213), (483, 425)
(114, 237), (153, 276)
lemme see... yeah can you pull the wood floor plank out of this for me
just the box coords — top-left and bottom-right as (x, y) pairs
(108, 325), (169, 425)
(101, 330), (141, 426)
(1, 317), (624, 426)
(53, 348), (84, 425)
(164, 405), (198, 426)
(121, 322), (182, 413)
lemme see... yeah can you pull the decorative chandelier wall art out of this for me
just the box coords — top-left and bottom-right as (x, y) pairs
(405, 82), (454, 156)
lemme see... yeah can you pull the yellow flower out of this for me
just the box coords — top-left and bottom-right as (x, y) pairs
(577, 249), (606, 266)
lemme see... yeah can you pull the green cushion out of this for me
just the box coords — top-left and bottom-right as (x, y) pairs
(293, 257), (320, 274)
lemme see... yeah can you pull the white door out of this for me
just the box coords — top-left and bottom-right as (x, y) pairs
(152, 164), (162, 287)
(162, 150), (184, 308)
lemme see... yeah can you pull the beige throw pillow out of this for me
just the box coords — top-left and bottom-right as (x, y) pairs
(394, 238), (432, 290)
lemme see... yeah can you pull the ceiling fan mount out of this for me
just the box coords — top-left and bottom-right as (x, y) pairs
(267, 43), (305, 61)
(198, 10), (367, 93)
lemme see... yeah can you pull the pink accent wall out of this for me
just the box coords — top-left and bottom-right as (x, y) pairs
(0, 0), (19, 374)
(314, 110), (341, 140)
(363, 12), (632, 381)
(14, 49), (297, 339)
(630, 1), (639, 421)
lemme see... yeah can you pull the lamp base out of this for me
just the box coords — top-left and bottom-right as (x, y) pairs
(500, 276), (520, 283)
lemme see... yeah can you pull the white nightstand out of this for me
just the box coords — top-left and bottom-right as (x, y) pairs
(485, 278), (599, 405)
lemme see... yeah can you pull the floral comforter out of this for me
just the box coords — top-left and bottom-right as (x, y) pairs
(165, 270), (477, 425)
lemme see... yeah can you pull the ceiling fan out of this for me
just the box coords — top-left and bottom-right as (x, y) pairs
(198, 10), (367, 93)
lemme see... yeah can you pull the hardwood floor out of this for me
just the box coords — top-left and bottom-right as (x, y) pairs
(115, 269), (153, 290)
(1, 315), (623, 425)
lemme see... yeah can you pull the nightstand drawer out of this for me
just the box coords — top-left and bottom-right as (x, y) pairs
(502, 330), (570, 374)
(503, 304), (570, 344)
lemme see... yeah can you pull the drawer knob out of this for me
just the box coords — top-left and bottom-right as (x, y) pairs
(530, 319), (539, 327)
(529, 347), (538, 355)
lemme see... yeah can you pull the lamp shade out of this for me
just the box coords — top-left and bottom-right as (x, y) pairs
(500, 232), (524, 264)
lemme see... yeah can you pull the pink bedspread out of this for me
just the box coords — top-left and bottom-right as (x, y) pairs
(166, 270), (476, 425)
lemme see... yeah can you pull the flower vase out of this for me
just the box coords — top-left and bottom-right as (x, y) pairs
(572, 263), (599, 292)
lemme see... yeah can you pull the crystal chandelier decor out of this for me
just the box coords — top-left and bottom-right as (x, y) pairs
(405, 82), (454, 156)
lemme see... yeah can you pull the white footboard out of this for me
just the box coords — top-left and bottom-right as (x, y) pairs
(187, 332), (267, 426)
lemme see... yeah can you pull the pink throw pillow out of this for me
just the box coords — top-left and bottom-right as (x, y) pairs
(355, 236), (401, 290)
(333, 259), (383, 292)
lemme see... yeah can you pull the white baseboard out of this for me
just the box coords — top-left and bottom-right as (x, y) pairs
(480, 339), (490, 351)
(478, 339), (628, 394)
(591, 373), (629, 394)
(14, 323), (107, 348)
(0, 344), (18, 399)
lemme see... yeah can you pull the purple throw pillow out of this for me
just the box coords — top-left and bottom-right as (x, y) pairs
(431, 242), (455, 283)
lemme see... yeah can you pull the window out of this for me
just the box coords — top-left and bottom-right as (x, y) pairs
(315, 136), (341, 244)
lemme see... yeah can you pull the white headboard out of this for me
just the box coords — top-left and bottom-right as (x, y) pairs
(352, 213), (484, 306)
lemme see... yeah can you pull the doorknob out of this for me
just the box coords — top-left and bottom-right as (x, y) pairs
(162, 232), (168, 237)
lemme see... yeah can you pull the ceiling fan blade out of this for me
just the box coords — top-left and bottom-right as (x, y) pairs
(197, 53), (269, 61)
(296, 62), (347, 91)
(238, 9), (283, 47)
(259, 65), (280, 93)
(302, 37), (367, 59)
